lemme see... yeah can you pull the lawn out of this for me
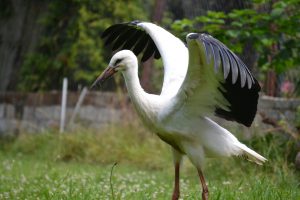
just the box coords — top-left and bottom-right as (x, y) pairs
(0, 124), (299, 199)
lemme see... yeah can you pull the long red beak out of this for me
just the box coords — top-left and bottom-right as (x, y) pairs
(90, 66), (117, 89)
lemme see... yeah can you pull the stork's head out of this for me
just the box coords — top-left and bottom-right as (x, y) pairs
(91, 50), (137, 88)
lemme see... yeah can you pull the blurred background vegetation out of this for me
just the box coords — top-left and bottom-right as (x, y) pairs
(0, 0), (299, 96)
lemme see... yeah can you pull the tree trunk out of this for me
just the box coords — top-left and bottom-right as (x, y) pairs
(140, 0), (166, 93)
(0, 0), (46, 92)
(266, 69), (276, 96)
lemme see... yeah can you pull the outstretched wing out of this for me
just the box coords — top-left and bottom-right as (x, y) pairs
(101, 21), (188, 97)
(172, 33), (260, 127)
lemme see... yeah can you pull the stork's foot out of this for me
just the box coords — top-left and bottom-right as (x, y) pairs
(172, 189), (180, 200)
(202, 188), (209, 200)
(197, 168), (209, 200)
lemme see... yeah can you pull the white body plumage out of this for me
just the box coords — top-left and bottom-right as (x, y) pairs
(117, 49), (265, 167)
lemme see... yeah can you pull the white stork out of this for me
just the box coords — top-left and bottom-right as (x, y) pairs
(91, 21), (266, 200)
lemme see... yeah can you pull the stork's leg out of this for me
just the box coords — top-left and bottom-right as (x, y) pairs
(172, 162), (180, 200)
(172, 148), (182, 200)
(183, 144), (207, 199)
(197, 168), (209, 200)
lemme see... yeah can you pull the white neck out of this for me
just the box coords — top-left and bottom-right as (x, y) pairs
(122, 67), (145, 102)
(121, 62), (161, 127)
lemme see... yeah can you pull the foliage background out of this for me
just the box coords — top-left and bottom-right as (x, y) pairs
(19, 0), (148, 91)
(171, 0), (300, 96)
(0, 0), (298, 95)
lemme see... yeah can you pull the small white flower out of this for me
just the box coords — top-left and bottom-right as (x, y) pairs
(222, 181), (231, 185)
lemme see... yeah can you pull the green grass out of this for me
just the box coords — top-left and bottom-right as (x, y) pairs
(0, 124), (299, 199)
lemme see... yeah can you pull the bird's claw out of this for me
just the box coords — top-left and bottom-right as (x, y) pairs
(172, 192), (180, 200)
(202, 189), (209, 200)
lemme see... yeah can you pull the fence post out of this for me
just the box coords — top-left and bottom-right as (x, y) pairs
(60, 78), (68, 133)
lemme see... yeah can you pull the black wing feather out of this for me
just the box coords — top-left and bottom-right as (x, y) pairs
(154, 48), (161, 59)
(203, 40), (213, 64)
(215, 75), (260, 127)
(102, 24), (123, 38)
(141, 39), (156, 62)
(218, 46), (230, 79)
(236, 57), (247, 87)
(112, 28), (136, 51)
(122, 30), (143, 49)
(212, 44), (221, 72)
(101, 21), (161, 62)
(228, 51), (239, 84)
(103, 25), (127, 46)
(197, 34), (260, 127)
(132, 34), (149, 55)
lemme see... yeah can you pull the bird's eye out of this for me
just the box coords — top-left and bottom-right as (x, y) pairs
(115, 59), (122, 66)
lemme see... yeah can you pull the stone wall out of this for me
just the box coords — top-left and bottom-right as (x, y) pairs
(0, 92), (299, 134)
(0, 91), (134, 134)
(258, 95), (300, 122)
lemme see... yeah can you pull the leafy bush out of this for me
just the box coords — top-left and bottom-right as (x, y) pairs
(171, 0), (300, 74)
